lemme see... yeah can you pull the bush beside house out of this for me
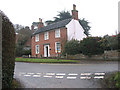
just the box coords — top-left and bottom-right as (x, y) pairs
(63, 37), (104, 57)
(101, 34), (118, 51)
(63, 34), (119, 58)
(1, 11), (15, 88)
(79, 37), (104, 56)
(63, 39), (80, 55)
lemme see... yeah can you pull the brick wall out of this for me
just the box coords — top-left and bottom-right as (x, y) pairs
(67, 50), (119, 60)
(31, 27), (67, 57)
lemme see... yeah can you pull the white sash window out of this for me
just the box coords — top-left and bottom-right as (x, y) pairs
(35, 34), (39, 42)
(44, 32), (49, 40)
(55, 29), (60, 38)
(35, 45), (39, 54)
(55, 42), (61, 53)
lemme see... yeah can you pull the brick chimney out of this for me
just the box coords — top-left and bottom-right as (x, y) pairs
(72, 4), (78, 20)
(38, 18), (44, 29)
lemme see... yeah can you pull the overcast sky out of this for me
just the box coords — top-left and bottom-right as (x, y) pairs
(0, 0), (119, 36)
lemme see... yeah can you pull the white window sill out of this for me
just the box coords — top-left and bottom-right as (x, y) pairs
(55, 37), (60, 38)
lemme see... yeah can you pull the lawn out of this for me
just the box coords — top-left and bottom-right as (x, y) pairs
(15, 58), (79, 63)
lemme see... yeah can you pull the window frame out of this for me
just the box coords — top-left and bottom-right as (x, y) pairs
(55, 29), (60, 38)
(35, 34), (39, 42)
(35, 45), (39, 54)
(44, 32), (49, 40)
(55, 42), (61, 53)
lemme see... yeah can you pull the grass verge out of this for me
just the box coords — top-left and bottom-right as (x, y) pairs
(15, 58), (79, 63)
(100, 71), (120, 88)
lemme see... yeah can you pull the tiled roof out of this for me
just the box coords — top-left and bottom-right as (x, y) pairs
(33, 18), (72, 35)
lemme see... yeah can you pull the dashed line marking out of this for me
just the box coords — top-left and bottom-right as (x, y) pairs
(94, 73), (105, 75)
(68, 73), (78, 75)
(21, 72), (106, 80)
(81, 73), (91, 75)
(24, 75), (31, 77)
(33, 75), (41, 77)
(80, 76), (91, 79)
(43, 75), (52, 78)
(27, 73), (34, 75)
(55, 76), (64, 79)
(56, 73), (66, 75)
(67, 77), (76, 79)
(94, 76), (104, 79)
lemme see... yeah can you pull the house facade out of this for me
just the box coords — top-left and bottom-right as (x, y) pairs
(31, 4), (86, 57)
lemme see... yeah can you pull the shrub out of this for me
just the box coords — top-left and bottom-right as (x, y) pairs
(15, 27), (32, 57)
(79, 37), (104, 56)
(100, 72), (120, 88)
(102, 35), (118, 50)
(1, 11), (15, 88)
(15, 45), (31, 57)
(63, 39), (81, 55)
(23, 49), (31, 55)
(15, 44), (24, 57)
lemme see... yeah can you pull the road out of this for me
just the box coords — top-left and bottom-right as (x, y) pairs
(14, 61), (119, 88)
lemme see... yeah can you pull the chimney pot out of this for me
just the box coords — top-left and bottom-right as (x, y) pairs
(38, 18), (44, 29)
(39, 18), (42, 22)
(72, 4), (78, 20)
(73, 4), (76, 10)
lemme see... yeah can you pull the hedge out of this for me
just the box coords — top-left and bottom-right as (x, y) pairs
(1, 11), (15, 88)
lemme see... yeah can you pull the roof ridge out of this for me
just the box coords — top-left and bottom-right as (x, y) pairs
(47, 18), (72, 26)
(33, 18), (72, 35)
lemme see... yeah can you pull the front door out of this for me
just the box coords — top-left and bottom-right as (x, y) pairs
(44, 45), (50, 57)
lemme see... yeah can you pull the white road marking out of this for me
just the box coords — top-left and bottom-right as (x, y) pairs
(80, 76), (91, 79)
(43, 75), (52, 78)
(56, 73), (66, 75)
(33, 75), (41, 77)
(94, 73), (105, 75)
(24, 75), (31, 77)
(67, 77), (76, 79)
(94, 76), (104, 79)
(81, 73), (91, 75)
(46, 73), (55, 75)
(27, 73), (34, 75)
(55, 76), (64, 79)
(68, 73), (78, 75)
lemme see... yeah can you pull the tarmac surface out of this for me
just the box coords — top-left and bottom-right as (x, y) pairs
(14, 60), (119, 88)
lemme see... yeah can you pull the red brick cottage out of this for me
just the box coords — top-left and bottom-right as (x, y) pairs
(31, 4), (86, 57)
